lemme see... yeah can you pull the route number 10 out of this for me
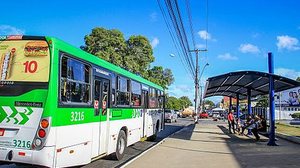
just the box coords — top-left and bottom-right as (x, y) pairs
(23, 61), (38, 73)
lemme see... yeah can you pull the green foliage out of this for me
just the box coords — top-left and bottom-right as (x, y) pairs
(179, 96), (193, 109)
(296, 77), (300, 82)
(81, 27), (173, 89)
(145, 66), (174, 89)
(291, 112), (300, 119)
(81, 28), (126, 66)
(255, 95), (268, 107)
(166, 96), (192, 110)
(204, 100), (215, 108)
(126, 35), (154, 74)
(166, 96), (181, 110)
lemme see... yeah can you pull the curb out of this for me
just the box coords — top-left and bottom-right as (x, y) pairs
(276, 132), (300, 144)
(120, 123), (194, 168)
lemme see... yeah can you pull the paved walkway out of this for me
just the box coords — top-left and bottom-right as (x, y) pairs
(125, 120), (300, 168)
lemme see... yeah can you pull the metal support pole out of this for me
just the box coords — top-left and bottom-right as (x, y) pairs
(195, 51), (199, 117)
(279, 92), (282, 120)
(199, 86), (202, 112)
(268, 52), (277, 146)
(189, 49), (207, 122)
(247, 88), (252, 135)
(236, 94), (240, 118)
(247, 89), (252, 115)
(229, 97), (232, 113)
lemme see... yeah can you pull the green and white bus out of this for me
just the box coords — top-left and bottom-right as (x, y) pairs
(0, 35), (165, 167)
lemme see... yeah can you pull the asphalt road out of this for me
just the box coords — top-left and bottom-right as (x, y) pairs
(82, 117), (193, 168)
(0, 118), (193, 168)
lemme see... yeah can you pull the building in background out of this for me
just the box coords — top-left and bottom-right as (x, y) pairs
(274, 86), (300, 120)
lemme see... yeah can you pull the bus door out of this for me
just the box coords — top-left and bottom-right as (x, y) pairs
(141, 90), (149, 137)
(93, 77), (110, 155)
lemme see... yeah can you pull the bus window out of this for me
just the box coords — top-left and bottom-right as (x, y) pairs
(131, 80), (141, 106)
(149, 87), (157, 108)
(158, 90), (164, 108)
(111, 75), (116, 106)
(116, 76), (130, 106)
(60, 55), (91, 104)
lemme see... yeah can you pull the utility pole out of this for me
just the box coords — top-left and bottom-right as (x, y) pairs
(189, 49), (207, 119)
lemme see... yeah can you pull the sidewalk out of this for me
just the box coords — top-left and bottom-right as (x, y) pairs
(125, 120), (300, 168)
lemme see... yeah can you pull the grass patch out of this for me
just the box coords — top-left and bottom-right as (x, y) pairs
(276, 123), (300, 137)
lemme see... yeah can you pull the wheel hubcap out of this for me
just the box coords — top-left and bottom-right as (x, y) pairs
(119, 138), (125, 154)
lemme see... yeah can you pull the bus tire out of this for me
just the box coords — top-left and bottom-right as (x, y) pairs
(112, 130), (127, 160)
(148, 122), (159, 141)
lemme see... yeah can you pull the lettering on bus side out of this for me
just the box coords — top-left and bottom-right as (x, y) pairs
(70, 111), (84, 122)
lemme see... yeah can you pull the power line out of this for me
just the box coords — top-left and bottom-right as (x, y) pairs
(164, 0), (195, 77)
(157, 0), (194, 80)
(185, 0), (196, 49)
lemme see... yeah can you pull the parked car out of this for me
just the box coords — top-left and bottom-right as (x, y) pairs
(174, 110), (180, 117)
(165, 109), (177, 123)
(199, 112), (209, 118)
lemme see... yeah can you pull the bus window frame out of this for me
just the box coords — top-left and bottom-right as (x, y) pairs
(131, 80), (142, 107)
(115, 75), (131, 107)
(58, 52), (93, 108)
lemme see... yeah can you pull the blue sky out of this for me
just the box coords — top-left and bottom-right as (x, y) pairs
(1, 0), (300, 103)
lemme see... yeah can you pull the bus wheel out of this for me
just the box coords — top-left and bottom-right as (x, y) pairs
(148, 122), (159, 141)
(112, 130), (127, 160)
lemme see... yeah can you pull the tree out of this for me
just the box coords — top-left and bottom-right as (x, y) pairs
(81, 27), (174, 89)
(204, 100), (215, 108)
(296, 77), (300, 82)
(145, 66), (174, 89)
(178, 96), (192, 109)
(255, 95), (268, 107)
(166, 96), (180, 110)
(125, 35), (155, 74)
(81, 27), (126, 66)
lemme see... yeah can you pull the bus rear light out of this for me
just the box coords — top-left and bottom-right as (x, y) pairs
(57, 149), (62, 153)
(40, 119), (49, 129)
(38, 129), (46, 138)
(0, 128), (4, 136)
(18, 152), (25, 156)
(32, 117), (51, 150)
(34, 138), (42, 147)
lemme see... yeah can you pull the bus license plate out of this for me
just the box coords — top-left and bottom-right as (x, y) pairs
(0, 129), (5, 136)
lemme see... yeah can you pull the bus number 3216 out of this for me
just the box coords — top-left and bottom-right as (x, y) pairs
(71, 112), (84, 122)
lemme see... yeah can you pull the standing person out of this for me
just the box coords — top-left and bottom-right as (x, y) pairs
(227, 111), (235, 134)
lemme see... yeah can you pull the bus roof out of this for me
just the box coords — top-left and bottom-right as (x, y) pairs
(45, 36), (164, 90)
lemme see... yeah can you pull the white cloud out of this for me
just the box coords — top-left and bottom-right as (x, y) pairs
(198, 30), (212, 40)
(150, 12), (158, 22)
(0, 25), (25, 35)
(252, 33), (260, 39)
(217, 53), (238, 61)
(206, 96), (223, 105)
(276, 35), (300, 51)
(196, 44), (206, 49)
(168, 84), (194, 103)
(151, 37), (159, 48)
(275, 68), (300, 80)
(239, 43), (260, 54)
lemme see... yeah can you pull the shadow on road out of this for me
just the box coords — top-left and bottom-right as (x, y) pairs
(169, 124), (195, 140)
(217, 125), (300, 168)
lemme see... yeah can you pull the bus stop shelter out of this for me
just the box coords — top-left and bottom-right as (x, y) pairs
(203, 70), (300, 145)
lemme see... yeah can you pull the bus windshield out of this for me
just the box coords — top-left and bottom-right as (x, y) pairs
(0, 40), (50, 82)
